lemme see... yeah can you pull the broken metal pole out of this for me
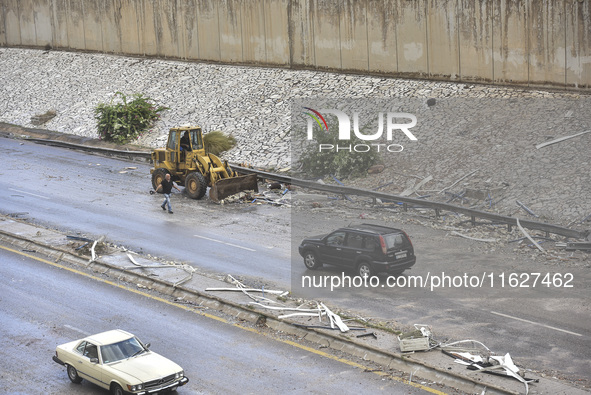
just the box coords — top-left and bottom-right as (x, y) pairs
(373, 181), (394, 190)
(67, 235), (94, 242)
(439, 170), (478, 194)
(206, 287), (288, 296)
(516, 218), (544, 252)
(565, 242), (591, 251)
(89, 241), (98, 263)
(516, 200), (539, 218)
(451, 231), (497, 243)
(278, 312), (323, 319)
(87, 236), (106, 264)
(535, 129), (591, 149)
(75, 242), (89, 251)
(445, 191), (468, 203)
(293, 323), (365, 330)
(320, 302), (349, 332)
(248, 302), (323, 313)
(356, 332), (378, 339)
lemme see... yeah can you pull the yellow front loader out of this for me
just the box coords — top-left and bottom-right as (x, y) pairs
(150, 126), (258, 202)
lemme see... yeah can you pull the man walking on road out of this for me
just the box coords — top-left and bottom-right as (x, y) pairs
(156, 173), (181, 214)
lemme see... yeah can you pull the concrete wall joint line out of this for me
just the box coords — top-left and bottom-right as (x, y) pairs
(217, 1), (221, 62)
(364, 5), (368, 72)
(425, 0), (429, 77)
(338, 1), (342, 71)
(456, 0), (460, 81)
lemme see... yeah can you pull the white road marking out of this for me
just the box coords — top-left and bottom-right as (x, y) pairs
(9, 188), (50, 200)
(491, 311), (583, 337)
(194, 235), (256, 252)
(64, 324), (91, 336)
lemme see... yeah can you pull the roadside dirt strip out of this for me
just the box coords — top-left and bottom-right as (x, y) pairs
(1, 215), (587, 395)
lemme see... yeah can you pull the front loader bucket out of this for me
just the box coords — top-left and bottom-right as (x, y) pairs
(209, 173), (259, 202)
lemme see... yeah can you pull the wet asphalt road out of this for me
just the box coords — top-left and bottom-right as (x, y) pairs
(0, 138), (291, 283)
(1, 136), (590, 382)
(0, 245), (435, 394)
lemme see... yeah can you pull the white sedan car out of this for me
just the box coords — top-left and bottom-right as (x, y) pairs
(53, 329), (189, 395)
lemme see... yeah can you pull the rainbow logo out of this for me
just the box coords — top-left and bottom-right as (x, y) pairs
(302, 107), (328, 132)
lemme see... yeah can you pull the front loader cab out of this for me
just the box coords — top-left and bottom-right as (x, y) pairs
(175, 127), (204, 154)
(151, 127), (204, 189)
(166, 128), (180, 165)
(170, 127), (205, 163)
(188, 128), (204, 153)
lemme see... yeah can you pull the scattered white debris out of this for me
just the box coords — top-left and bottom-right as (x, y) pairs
(535, 130), (591, 149)
(450, 231), (497, 243)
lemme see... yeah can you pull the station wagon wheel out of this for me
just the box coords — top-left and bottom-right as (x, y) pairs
(357, 262), (374, 278)
(303, 251), (322, 270)
(67, 364), (82, 384)
(111, 383), (124, 395)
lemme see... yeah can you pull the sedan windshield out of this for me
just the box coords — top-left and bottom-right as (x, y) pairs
(101, 337), (145, 363)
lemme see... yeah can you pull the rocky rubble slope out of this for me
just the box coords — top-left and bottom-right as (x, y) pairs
(0, 48), (589, 228)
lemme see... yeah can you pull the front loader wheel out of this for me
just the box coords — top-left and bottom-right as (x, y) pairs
(152, 168), (170, 191)
(185, 172), (207, 200)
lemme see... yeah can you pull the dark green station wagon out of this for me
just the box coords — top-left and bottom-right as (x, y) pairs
(299, 224), (416, 277)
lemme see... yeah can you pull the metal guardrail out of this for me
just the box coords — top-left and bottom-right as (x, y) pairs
(298, 181), (588, 239)
(25, 138), (153, 159)
(235, 167), (589, 240)
(27, 137), (589, 240)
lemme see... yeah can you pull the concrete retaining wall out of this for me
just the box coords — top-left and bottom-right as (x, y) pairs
(1, 0), (589, 89)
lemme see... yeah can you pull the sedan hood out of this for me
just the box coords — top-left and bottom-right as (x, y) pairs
(108, 352), (181, 382)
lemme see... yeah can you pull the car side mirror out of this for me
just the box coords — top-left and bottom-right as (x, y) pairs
(90, 358), (99, 364)
(145, 343), (151, 349)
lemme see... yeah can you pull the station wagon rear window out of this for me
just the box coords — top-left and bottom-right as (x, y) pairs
(382, 233), (406, 250)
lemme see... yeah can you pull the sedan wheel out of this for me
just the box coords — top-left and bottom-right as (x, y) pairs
(304, 251), (321, 269)
(111, 383), (124, 395)
(67, 365), (82, 384)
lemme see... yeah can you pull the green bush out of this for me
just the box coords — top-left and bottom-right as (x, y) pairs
(94, 92), (168, 144)
(204, 130), (236, 155)
(298, 123), (380, 179)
